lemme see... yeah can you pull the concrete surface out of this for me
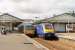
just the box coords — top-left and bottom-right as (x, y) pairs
(0, 33), (43, 50)
(56, 33), (75, 40)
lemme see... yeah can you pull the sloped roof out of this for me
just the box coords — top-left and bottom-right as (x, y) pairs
(35, 13), (75, 24)
(0, 13), (24, 22)
(48, 13), (75, 23)
(23, 19), (33, 22)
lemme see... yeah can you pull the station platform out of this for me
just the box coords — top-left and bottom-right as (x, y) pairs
(56, 33), (75, 41)
(0, 33), (48, 50)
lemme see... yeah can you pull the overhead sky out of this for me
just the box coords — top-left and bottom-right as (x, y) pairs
(0, 0), (75, 19)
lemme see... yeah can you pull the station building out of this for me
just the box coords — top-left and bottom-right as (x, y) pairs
(0, 13), (24, 32)
(37, 13), (75, 33)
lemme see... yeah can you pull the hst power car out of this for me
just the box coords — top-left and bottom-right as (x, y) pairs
(35, 23), (58, 40)
(35, 23), (54, 37)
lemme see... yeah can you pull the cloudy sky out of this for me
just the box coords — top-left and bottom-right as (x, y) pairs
(0, 0), (75, 19)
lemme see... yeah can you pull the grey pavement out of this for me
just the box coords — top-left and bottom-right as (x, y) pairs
(0, 33), (43, 50)
(56, 33), (75, 40)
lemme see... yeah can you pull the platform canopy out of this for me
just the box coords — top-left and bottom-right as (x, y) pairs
(34, 13), (75, 24)
(48, 13), (75, 23)
(0, 13), (24, 31)
(0, 13), (23, 22)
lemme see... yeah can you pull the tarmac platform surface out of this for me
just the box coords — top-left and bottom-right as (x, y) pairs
(56, 33), (75, 40)
(0, 33), (44, 50)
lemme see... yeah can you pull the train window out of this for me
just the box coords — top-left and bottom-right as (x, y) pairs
(25, 25), (34, 30)
(45, 24), (53, 29)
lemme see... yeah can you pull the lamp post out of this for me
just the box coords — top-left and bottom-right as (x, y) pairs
(67, 19), (69, 33)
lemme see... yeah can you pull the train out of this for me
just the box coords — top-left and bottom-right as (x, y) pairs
(23, 23), (58, 40)
(35, 23), (54, 37)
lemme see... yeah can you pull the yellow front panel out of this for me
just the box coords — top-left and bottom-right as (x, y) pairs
(44, 29), (54, 33)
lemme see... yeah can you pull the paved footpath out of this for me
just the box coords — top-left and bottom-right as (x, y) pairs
(56, 33), (75, 40)
(0, 33), (43, 50)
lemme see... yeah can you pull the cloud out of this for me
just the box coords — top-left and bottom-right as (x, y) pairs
(0, 0), (75, 19)
(11, 0), (75, 14)
(10, 0), (30, 3)
(12, 0), (51, 14)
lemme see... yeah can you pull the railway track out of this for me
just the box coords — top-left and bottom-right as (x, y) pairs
(34, 38), (75, 50)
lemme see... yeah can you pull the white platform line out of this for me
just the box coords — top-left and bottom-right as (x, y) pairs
(24, 34), (49, 50)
